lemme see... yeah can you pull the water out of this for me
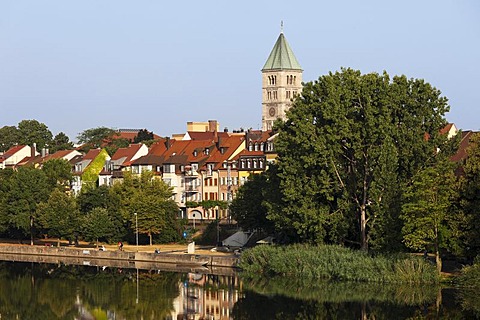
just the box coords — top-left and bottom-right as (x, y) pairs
(0, 261), (478, 319)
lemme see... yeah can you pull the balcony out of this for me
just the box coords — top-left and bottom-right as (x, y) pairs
(184, 169), (198, 177)
(185, 185), (199, 192)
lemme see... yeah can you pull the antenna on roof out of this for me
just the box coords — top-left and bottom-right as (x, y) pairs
(280, 20), (284, 33)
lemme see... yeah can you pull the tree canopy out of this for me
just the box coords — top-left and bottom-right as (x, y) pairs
(17, 120), (53, 150)
(271, 68), (455, 250)
(77, 127), (118, 149)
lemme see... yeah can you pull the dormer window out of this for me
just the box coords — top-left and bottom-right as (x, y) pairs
(220, 147), (225, 154)
(193, 150), (198, 157)
(205, 148), (210, 155)
(248, 143), (253, 151)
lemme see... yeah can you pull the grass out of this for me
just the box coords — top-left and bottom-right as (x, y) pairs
(239, 244), (439, 284)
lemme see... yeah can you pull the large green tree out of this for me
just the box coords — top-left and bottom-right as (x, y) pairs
(17, 120), (53, 150)
(229, 173), (276, 234)
(82, 207), (115, 248)
(77, 127), (118, 149)
(0, 167), (52, 243)
(111, 171), (180, 245)
(401, 158), (457, 273)
(37, 189), (80, 246)
(41, 159), (73, 190)
(272, 68), (453, 250)
(76, 185), (125, 242)
(456, 132), (480, 259)
(50, 132), (74, 153)
(0, 126), (20, 152)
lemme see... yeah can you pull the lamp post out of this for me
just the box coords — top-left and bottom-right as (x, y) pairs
(134, 212), (138, 252)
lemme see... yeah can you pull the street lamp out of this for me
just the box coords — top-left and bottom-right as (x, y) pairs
(134, 212), (138, 252)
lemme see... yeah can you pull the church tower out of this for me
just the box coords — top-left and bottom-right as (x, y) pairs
(261, 29), (303, 131)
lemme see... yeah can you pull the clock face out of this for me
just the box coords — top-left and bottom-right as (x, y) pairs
(269, 107), (276, 117)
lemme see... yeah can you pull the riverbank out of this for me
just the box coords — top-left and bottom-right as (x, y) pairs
(0, 239), (240, 270)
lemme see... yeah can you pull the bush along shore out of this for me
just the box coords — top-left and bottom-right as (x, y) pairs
(239, 244), (439, 284)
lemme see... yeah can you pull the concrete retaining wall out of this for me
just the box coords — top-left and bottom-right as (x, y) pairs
(0, 245), (240, 268)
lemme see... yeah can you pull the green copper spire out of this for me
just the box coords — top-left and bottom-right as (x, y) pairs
(262, 32), (302, 71)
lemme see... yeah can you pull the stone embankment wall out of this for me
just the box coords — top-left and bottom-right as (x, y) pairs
(0, 245), (239, 269)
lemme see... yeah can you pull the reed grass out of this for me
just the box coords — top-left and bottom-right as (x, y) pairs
(239, 244), (439, 284)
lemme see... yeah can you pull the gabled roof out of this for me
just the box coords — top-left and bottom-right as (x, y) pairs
(3, 145), (26, 157)
(111, 144), (142, 161)
(83, 149), (102, 160)
(207, 135), (245, 169)
(451, 131), (476, 163)
(262, 33), (302, 71)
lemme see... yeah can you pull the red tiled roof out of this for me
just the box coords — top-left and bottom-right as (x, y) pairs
(83, 149), (102, 160)
(111, 144), (143, 161)
(451, 131), (475, 163)
(4, 145), (26, 157)
(440, 123), (454, 135)
(187, 131), (229, 141)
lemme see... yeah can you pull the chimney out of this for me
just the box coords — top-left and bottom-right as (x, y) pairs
(165, 137), (171, 150)
(31, 143), (37, 158)
(208, 120), (218, 133)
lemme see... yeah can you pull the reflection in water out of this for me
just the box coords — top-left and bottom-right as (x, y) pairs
(0, 262), (242, 319)
(236, 276), (480, 319)
(0, 261), (479, 319)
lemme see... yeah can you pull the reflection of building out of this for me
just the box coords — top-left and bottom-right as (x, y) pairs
(171, 274), (243, 319)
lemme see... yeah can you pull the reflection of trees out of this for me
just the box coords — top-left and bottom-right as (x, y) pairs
(0, 262), (182, 319)
(235, 276), (480, 319)
(242, 276), (438, 306)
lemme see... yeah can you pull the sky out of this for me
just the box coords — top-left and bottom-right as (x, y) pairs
(1, 1), (479, 142)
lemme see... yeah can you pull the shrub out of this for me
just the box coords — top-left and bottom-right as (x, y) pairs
(239, 244), (439, 284)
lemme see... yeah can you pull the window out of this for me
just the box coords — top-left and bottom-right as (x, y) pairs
(248, 143), (253, 151)
(193, 150), (198, 157)
(273, 91), (278, 100)
(163, 164), (173, 173)
(205, 148), (210, 155)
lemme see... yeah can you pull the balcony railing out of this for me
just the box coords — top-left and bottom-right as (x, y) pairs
(185, 185), (199, 192)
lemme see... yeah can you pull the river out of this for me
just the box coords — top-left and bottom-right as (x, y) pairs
(0, 261), (478, 319)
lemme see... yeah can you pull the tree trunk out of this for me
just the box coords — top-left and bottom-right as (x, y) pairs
(30, 216), (34, 246)
(57, 239), (61, 247)
(96, 238), (99, 249)
(435, 247), (442, 274)
(149, 232), (152, 246)
(360, 205), (367, 251)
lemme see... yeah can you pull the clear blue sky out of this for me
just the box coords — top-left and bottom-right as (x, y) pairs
(1, 1), (479, 142)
